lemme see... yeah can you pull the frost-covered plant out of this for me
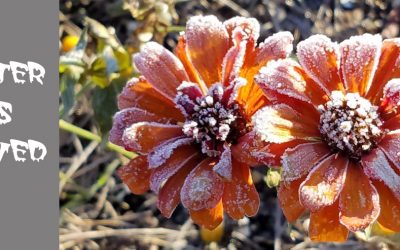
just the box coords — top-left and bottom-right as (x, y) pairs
(109, 15), (294, 229)
(253, 34), (400, 242)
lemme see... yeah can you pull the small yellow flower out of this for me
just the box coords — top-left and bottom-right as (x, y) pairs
(61, 35), (79, 53)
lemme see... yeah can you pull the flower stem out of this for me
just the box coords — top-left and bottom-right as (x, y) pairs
(59, 119), (137, 159)
(167, 25), (185, 33)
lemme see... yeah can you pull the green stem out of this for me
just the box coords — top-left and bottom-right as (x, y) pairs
(167, 25), (185, 33)
(59, 119), (137, 159)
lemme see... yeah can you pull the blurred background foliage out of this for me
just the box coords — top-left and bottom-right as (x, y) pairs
(59, 1), (400, 249)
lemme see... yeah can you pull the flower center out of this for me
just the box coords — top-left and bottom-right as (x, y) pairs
(318, 91), (383, 161)
(175, 83), (248, 157)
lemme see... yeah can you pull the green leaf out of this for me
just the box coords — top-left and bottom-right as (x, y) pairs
(113, 45), (132, 74)
(91, 81), (124, 137)
(89, 56), (109, 88)
(88, 45), (132, 88)
(60, 73), (76, 118)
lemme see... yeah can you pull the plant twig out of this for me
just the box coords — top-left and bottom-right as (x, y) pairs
(59, 228), (182, 243)
(59, 119), (136, 159)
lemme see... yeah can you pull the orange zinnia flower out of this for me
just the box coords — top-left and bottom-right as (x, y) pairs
(109, 15), (294, 229)
(253, 34), (400, 241)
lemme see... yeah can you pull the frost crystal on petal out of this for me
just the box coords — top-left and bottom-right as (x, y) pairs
(361, 148), (400, 200)
(252, 104), (298, 143)
(255, 32), (294, 66)
(299, 154), (348, 211)
(281, 142), (331, 182)
(339, 34), (382, 95)
(213, 144), (232, 180)
(383, 78), (400, 106)
(148, 137), (194, 169)
(297, 34), (340, 94)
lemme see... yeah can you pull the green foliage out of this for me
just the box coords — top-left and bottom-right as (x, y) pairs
(59, 18), (133, 138)
(92, 80), (125, 136)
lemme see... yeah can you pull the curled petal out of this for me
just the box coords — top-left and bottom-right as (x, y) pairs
(282, 142), (332, 182)
(297, 34), (342, 93)
(339, 163), (380, 232)
(299, 154), (348, 212)
(222, 17), (260, 85)
(256, 59), (327, 107)
(361, 147), (400, 200)
(309, 202), (349, 242)
(186, 15), (229, 86)
(189, 200), (224, 230)
(367, 38), (400, 104)
(117, 77), (183, 121)
(254, 32), (294, 68)
(134, 42), (189, 100)
(213, 144), (232, 180)
(221, 30), (247, 85)
(117, 156), (151, 195)
(252, 104), (320, 143)
(383, 78), (400, 107)
(278, 178), (306, 222)
(221, 77), (246, 106)
(373, 180), (400, 231)
(109, 108), (162, 147)
(174, 81), (204, 116)
(150, 147), (199, 193)
(157, 154), (199, 218)
(222, 160), (260, 220)
(122, 122), (183, 153)
(177, 81), (203, 100)
(224, 17), (260, 48)
(339, 34), (382, 95)
(181, 159), (224, 211)
(148, 137), (194, 169)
